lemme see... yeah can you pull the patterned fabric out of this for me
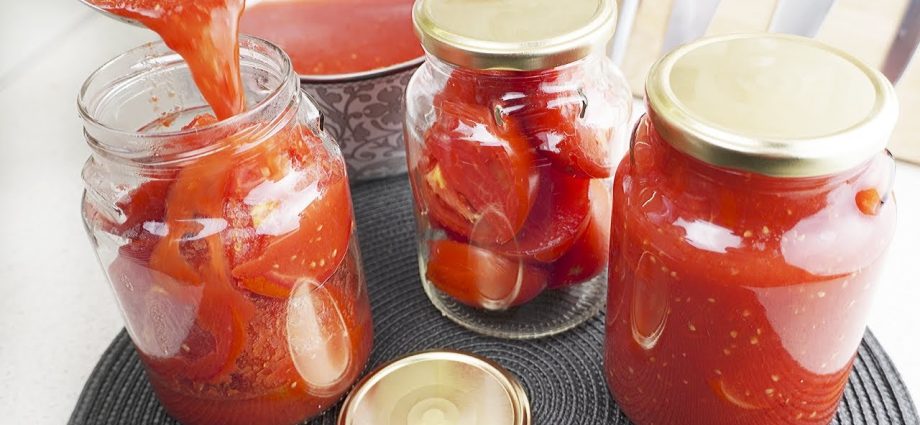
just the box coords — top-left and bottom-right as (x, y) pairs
(70, 175), (919, 425)
(300, 68), (417, 182)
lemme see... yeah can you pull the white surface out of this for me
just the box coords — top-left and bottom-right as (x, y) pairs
(0, 1), (917, 424)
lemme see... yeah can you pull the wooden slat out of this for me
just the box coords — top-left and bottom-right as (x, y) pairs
(767, 0), (837, 37)
(706, 0), (776, 35)
(882, 0), (920, 84)
(616, 0), (919, 162)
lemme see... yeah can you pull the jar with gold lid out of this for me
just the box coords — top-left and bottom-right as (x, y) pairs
(605, 34), (899, 425)
(403, 0), (632, 339)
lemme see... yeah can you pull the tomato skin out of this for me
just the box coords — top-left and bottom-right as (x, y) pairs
(112, 180), (173, 235)
(526, 106), (614, 179)
(426, 240), (548, 310)
(438, 67), (614, 181)
(495, 164), (591, 263)
(549, 180), (611, 288)
(419, 100), (538, 245)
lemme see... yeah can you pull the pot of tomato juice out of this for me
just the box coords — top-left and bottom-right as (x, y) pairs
(241, 0), (425, 182)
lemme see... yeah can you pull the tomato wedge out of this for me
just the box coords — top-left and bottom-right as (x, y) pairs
(420, 100), (538, 245)
(440, 67), (614, 179)
(549, 180), (611, 288)
(495, 165), (591, 263)
(145, 141), (256, 381)
(426, 239), (548, 310)
(505, 70), (614, 179)
(232, 176), (352, 298)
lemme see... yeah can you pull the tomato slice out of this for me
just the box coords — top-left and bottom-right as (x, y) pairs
(497, 69), (614, 179)
(232, 176), (353, 298)
(426, 239), (548, 310)
(221, 130), (293, 268)
(440, 67), (614, 179)
(495, 164), (591, 263)
(420, 100), (538, 245)
(549, 180), (611, 288)
(113, 180), (172, 234)
(145, 136), (257, 381)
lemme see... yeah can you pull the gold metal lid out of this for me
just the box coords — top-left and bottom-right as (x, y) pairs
(646, 33), (899, 177)
(413, 0), (617, 71)
(337, 350), (531, 425)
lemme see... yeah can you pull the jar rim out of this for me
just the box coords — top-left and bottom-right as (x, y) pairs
(78, 35), (300, 165)
(337, 350), (531, 425)
(646, 33), (899, 178)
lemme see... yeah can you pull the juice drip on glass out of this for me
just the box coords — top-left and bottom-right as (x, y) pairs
(90, 0), (246, 119)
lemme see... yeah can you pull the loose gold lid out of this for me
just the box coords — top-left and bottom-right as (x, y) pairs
(338, 350), (530, 425)
(646, 33), (899, 177)
(413, 0), (617, 71)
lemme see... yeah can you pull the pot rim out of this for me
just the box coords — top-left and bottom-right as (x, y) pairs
(298, 56), (425, 84)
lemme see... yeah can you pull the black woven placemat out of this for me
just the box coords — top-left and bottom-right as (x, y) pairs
(70, 175), (919, 425)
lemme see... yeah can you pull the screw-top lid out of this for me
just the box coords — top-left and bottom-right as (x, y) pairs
(337, 350), (530, 425)
(413, 0), (617, 71)
(646, 33), (899, 177)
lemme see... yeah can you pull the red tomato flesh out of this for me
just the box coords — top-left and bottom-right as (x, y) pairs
(420, 100), (538, 245)
(495, 165), (591, 263)
(549, 180), (611, 288)
(231, 177), (353, 298)
(426, 240), (548, 310)
(439, 68), (615, 179)
(513, 70), (614, 179)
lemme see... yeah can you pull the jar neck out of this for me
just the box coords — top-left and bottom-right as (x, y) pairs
(426, 50), (605, 82)
(79, 36), (312, 172)
(641, 114), (889, 193)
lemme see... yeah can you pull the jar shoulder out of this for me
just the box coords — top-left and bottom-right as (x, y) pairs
(612, 143), (897, 283)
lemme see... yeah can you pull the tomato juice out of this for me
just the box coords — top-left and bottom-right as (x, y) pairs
(241, 0), (422, 76)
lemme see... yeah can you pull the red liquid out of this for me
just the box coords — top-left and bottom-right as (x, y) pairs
(87, 118), (373, 425)
(241, 0), (423, 75)
(604, 116), (896, 425)
(92, 0), (246, 119)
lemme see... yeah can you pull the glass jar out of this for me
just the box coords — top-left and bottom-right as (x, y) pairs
(605, 34), (899, 425)
(404, 0), (631, 338)
(80, 37), (373, 425)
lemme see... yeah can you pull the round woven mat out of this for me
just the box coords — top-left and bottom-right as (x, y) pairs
(70, 175), (918, 425)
